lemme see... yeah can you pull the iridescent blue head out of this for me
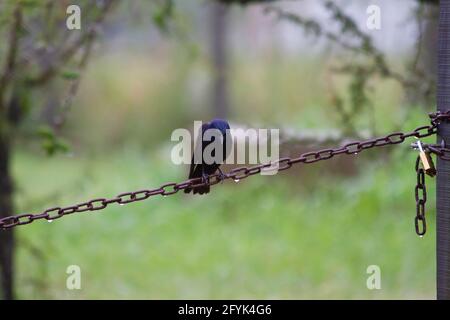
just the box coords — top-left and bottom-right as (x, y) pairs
(209, 119), (230, 132)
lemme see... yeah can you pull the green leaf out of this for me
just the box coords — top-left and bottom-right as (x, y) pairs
(61, 70), (80, 80)
(37, 125), (70, 156)
(152, 0), (173, 32)
(37, 125), (54, 139)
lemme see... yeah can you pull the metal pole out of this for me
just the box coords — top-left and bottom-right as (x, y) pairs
(437, 0), (450, 300)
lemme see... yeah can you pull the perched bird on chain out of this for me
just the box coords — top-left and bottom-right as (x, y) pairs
(184, 119), (232, 195)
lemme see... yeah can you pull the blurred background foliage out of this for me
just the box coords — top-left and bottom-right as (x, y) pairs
(0, 0), (441, 299)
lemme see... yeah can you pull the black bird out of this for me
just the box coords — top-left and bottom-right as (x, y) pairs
(184, 119), (232, 195)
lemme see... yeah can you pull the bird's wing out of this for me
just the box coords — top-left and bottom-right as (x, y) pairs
(223, 124), (232, 162)
(188, 123), (209, 179)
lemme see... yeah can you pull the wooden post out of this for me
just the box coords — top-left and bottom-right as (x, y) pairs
(437, 0), (450, 300)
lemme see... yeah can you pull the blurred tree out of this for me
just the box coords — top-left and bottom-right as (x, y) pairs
(210, 1), (230, 118)
(0, 0), (118, 300)
(411, 2), (439, 105)
(215, 0), (439, 135)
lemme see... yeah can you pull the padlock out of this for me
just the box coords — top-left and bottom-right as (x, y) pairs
(417, 141), (436, 177)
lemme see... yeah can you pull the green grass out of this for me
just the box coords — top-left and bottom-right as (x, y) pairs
(13, 137), (436, 299)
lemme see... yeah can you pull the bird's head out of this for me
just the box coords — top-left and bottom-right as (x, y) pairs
(209, 119), (230, 133)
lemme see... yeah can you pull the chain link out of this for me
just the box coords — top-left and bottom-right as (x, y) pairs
(1, 111), (450, 230)
(415, 156), (427, 236)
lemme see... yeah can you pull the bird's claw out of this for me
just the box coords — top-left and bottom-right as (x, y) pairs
(217, 168), (227, 183)
(201, 173), (210, 185)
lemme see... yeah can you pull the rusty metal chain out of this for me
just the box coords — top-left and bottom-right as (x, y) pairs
(1, 111), (450, 230)
(415, 155), (427, 236)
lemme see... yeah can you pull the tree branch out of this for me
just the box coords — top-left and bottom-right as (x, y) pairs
(25, 0), (117, 87)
